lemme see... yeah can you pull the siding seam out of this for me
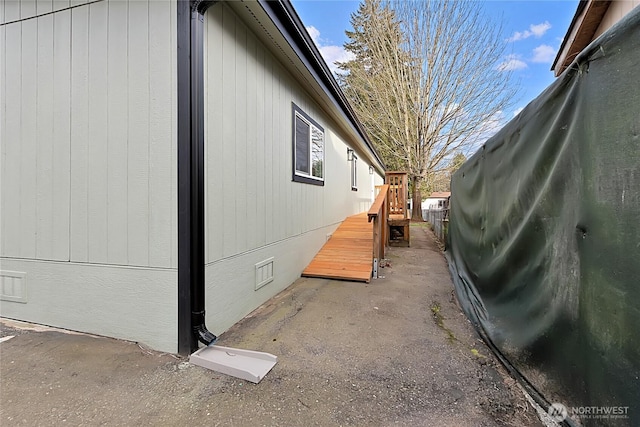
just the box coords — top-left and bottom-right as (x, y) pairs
(0, 0), (105, 26)
(0, 256), (177, 272)
(204, 220), (343, 268)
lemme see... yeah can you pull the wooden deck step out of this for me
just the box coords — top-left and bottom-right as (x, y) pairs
(302, 212), (373, 283)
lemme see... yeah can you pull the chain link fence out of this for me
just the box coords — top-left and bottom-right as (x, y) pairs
(423, 208), (449, 242)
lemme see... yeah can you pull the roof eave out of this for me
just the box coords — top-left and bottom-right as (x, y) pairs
(257, 0), (386, 172)
(551, 0), (611, 76)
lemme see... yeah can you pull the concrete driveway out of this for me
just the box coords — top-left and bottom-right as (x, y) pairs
(1, 225), (541, 426)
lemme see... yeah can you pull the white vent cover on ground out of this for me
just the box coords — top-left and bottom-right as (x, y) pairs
(190, 345), (277, 383)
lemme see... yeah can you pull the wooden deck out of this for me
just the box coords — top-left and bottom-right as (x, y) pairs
(302, 213), (373, 283)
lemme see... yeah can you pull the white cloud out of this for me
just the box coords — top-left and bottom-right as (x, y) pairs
(530, 21), (552, 37)
(306, 25), (354, 75)
(531, 44), (557, 63)
(508, 21), (552, 42)
(307, 25), (321, 43)
(319, 45), (355, 72)
(513, 107), (524, 117)
(496, 54), (528, 72)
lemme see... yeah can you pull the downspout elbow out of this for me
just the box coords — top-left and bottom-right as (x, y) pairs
(193, 310), (217, 346)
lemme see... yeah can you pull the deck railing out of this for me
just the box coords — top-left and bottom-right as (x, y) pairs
(385, 172), (408, 218)
(368, 184), (390, 278)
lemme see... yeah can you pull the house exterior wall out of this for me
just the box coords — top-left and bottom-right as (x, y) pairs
(421, 198), (448, 210)
(594, 0), (639, 38)
(1, 0), (382, 351)
(202, 3), (380, 335)
(0, 0), (178, 352)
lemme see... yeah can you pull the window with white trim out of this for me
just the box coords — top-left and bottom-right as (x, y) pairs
(292, 104), (324, 186)
(351, 154), (358, 191)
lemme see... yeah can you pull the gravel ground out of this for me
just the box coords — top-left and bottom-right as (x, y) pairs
(1, 225), (542, 426)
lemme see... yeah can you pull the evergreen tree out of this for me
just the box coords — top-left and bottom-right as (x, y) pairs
(338, 0), (516, 220)
(337, 0), (409, 172)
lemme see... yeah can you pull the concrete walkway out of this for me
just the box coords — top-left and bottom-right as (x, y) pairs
(0, 225), (540, 426)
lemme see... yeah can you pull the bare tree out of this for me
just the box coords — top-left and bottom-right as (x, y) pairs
(421, 151), (467, 194)
(338, 0), (517, 220)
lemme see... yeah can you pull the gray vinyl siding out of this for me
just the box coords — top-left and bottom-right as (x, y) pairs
(0, 257), (178, 353)
(1, 1), (95, 24)
(204, 3), (373, 264)
(2, 7), (72, 261)
(202, 3), (376, 335)
(1, 0), (177, 269)
(0, 0), (379, 352)
(1, 0), (178, 352)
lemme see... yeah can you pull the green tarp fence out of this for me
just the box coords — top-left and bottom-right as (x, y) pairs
(447, 8), (640, 427)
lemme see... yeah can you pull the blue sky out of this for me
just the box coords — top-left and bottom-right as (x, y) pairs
(291, 0), (578, 125)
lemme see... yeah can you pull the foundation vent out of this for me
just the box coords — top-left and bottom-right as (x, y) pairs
(255, 258), (274, 291)
(1, 271), (27, 303)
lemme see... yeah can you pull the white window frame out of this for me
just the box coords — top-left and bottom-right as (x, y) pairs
(292, 103), (325, 186)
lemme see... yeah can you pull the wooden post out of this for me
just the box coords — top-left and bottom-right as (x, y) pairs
(368, 184), (390, 272)
(381, 188), (388, 258)
(373, 217), (380, 264)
